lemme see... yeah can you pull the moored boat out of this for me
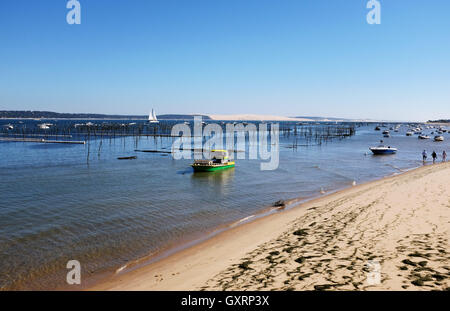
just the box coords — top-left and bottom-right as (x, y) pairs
(191, 150), (235, 172)
(434, 135), (444, 142)
(418, 135), (430, 139)
(37, 123), (52, 129)
(369, 141), (397, 155)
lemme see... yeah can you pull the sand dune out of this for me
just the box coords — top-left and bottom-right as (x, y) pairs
(92, 162), (450, 291)
(207, 114), (313, 121)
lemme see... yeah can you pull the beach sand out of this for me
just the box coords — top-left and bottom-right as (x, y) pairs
(91, 162), (450, 291)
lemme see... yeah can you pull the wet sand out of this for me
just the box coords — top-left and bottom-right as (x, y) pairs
(91, 162), (450, 291)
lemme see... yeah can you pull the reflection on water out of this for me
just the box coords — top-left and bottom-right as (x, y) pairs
(191, 168), (235, 196)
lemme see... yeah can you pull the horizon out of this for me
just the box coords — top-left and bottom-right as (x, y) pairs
(1, 1), (449, 121)
(1, 109), (442, 123)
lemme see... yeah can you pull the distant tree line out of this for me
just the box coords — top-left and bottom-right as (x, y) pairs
(0, 111), (210, 120)
(0, 111), (143, 119)
(428, 119), (450, 123)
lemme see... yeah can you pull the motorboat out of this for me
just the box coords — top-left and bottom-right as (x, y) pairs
(191, 150), (235, 172)
(37, 123), (51, 129)
(434, 135), (444, 142)
(369, 141), (397, 155)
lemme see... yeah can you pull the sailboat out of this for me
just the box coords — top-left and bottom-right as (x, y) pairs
(148, 109), (159, 123)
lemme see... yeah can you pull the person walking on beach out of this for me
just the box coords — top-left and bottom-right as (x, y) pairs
(422, 150), (427, 163)
(443, 150), (447, 162)
(432, 151), (437, 164)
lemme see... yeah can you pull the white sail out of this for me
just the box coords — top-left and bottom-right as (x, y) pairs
(148, 109), (159, 122)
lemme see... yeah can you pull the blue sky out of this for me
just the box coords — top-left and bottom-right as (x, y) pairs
(0, 0), (449, 121)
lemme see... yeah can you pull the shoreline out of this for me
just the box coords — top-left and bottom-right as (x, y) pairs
(89, 162), (449, 291)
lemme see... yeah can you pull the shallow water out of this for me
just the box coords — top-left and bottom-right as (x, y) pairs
(0, 120), (448, 289)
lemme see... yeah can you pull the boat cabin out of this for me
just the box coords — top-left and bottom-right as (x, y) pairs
(191, 150), (235, 171)
(208, 150), (230, 164)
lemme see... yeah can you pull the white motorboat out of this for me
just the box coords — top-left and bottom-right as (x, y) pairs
(369, 141), (397, 155)
(37, 123), (51, 129)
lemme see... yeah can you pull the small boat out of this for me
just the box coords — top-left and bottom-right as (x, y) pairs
(37, 123), (51, 129)
(191, 150), (235, 172)
(148, 109), (159, 123)
(117, 156), (137, 160)
(374, 126), (381, 131)
(406, 131), (413, 136)
(3, 124), (14, 130)
(382, 130), (389, 135)
(369, 141), (397, 155)
(434, 135), (444, 142)
(383, 133), (390, 138)
(418, 135), (430, 140)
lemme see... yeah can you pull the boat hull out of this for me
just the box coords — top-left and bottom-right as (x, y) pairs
(370, 148), (397, 155)
(191, 163), (235, 172)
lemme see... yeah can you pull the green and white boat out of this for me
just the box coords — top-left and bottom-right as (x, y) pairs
(191, 150), (235, 172)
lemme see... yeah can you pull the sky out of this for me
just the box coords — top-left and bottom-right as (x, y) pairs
(0, 0), (449, 121)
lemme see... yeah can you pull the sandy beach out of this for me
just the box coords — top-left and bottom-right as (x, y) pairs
(91, 162), (450, 291)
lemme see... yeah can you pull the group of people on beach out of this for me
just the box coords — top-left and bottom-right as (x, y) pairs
(422, 150), (447, 163)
